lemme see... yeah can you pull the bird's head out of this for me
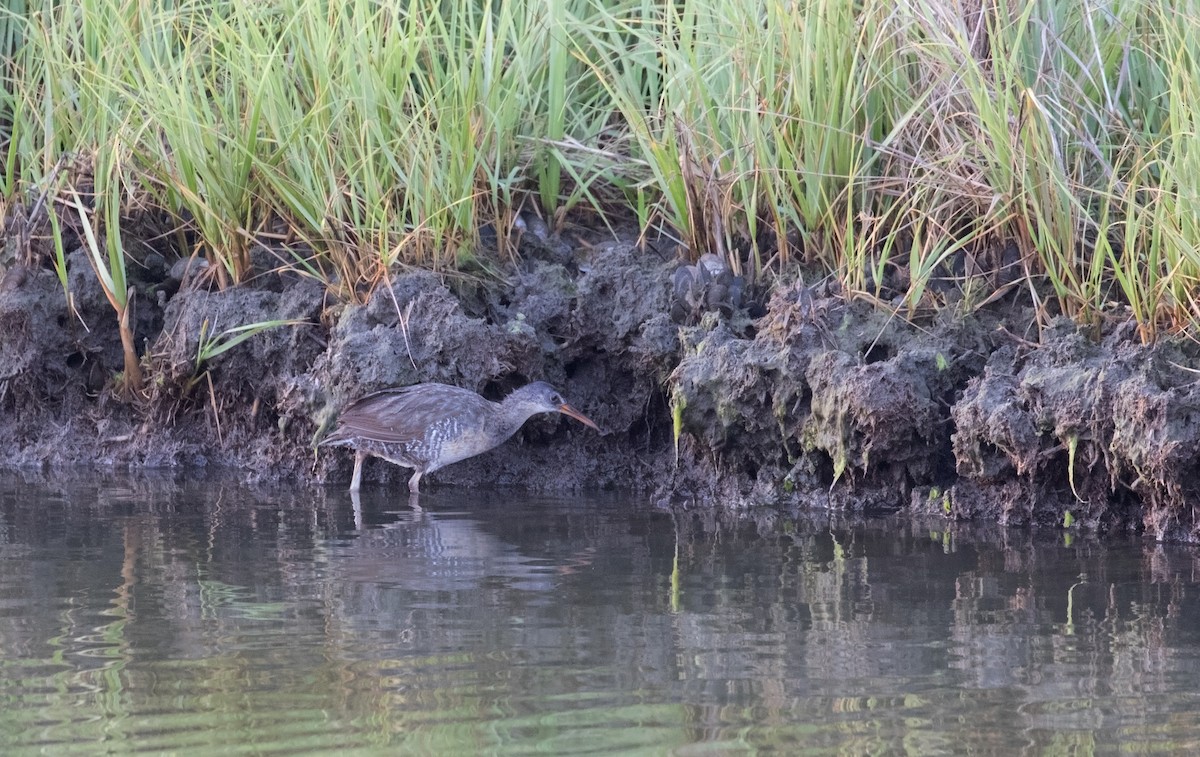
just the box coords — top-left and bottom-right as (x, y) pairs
(508, 381), (599, 430)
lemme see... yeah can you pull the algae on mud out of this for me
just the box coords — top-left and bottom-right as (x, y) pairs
(5, 229), (1200, 541)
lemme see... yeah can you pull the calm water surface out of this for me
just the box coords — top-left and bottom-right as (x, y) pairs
(1, 473), (1199, 755)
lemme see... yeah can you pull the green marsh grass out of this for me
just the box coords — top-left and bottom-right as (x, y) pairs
(67, 165), (142, 397)
(1, 0), (1199, 348)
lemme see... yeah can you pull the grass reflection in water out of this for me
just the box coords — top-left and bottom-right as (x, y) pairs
(0, 473), (1198, 755)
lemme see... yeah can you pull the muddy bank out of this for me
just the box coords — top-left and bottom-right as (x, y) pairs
(4, 229), (1200, 540)
(0, 231), (679, 493)
(670, 280), (1200, 541)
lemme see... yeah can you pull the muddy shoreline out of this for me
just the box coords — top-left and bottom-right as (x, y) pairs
(4, 230), (1200, 541)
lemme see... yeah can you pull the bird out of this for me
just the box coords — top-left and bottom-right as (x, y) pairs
(320, 381), (599, 493)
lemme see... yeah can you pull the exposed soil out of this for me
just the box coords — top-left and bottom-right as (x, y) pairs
(5, 223), (1200, 541)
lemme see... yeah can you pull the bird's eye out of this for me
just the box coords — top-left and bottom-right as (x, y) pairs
(552, 395), (562, 404)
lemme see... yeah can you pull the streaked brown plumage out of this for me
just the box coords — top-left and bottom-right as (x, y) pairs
(321, 381), (599, 493)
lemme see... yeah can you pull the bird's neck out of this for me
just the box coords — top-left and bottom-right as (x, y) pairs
(492, 399), (541, 441)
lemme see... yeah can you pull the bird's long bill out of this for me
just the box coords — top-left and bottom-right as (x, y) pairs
(558, 403), (600, 430)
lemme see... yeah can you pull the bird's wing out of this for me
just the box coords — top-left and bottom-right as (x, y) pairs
(327, 384), (492, 445)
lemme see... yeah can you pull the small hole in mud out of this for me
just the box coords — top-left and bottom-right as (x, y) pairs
(66, 352), (86, 369)
(482, 381), (509, 402)
(563, 362), (580, 380)
(862, 343), (894, 365)
(57, 314), (68, 327)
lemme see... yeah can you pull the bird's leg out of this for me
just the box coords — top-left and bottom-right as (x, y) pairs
(350, 450), (365, 491)
(350, 488), (363, 529)
(408, 470), (422, 494)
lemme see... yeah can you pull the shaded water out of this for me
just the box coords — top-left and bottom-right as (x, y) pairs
(1, 473), (1199, 755)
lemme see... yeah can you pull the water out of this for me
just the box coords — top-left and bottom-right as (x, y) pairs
(1, 473), (1199, 755)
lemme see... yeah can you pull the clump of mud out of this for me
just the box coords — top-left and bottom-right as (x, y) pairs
(0, 246), (328, 470)
(949, 320), (1200, 541)
(665, 277), (991, 511)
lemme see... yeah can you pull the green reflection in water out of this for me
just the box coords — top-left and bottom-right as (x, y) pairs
(0, 474), (1198, 754)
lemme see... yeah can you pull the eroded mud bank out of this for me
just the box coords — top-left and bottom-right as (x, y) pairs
(4, 231), (1200, 540)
